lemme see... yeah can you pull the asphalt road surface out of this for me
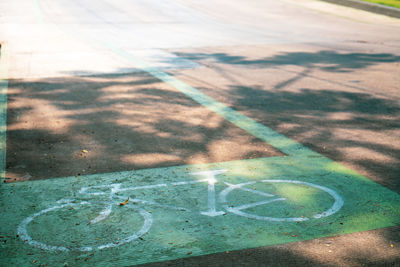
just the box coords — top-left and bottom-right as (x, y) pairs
(1, 0), (400, 266)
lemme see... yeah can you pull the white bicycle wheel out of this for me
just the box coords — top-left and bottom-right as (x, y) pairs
(18, 200), (152, 252)
(220, 180), (343, 222)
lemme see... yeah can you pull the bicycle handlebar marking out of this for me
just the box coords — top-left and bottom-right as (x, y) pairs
(191, 169), (227, 216)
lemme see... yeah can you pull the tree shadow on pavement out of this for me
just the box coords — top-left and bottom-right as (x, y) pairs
(134, 225), (400, 267)
(228, 85), (400, 192)
(175, 50), (400, 73)
(4, 49), (400, 266)
(5, 72), (281, 182)
(173, 49), (400, 193)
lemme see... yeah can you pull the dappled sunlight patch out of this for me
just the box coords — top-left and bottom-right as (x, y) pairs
(341, 147), (398, 164)
(6, 73), (279, 180)
(270, 183), (332, 206)
(121, 153), (181, 166)
(288, 228), (400, 266)
(326, 111), (354, 121)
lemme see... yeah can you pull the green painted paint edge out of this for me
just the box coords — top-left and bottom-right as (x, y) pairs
(0, 44), (8, 181)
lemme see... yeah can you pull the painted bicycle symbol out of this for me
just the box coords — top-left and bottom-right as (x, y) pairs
(18, 169), (343, 252)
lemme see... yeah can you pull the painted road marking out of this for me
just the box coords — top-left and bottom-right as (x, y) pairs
(18, 201), (153, 252)
(223, 181), (275, 197)
(220, 179), (344, 222)
(18, 169), (345, 252)
(0, 2), (399, 266)
(191, 170), (228, 216)
(2, 158), (399, 266)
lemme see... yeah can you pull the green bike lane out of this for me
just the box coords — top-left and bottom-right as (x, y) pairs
(1, 41), (400, 266)
(1, 0), (400, 265)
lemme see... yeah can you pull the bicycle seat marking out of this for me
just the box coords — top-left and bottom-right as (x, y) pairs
(17, 169), (344, 252)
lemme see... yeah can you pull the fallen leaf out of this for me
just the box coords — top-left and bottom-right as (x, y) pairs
(390, 243), (394, 248)
(119, 197), (129, 206)
(82, 150), (88, 153)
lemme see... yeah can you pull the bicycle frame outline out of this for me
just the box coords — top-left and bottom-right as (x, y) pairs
(18, 169), (344, 252)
